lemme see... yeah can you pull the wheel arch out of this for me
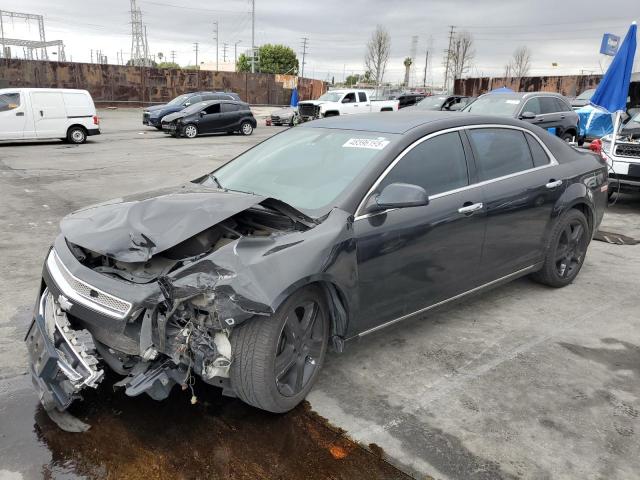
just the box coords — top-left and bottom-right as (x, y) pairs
(554, 182), (596, 234)
(66, 124), (88, 136)
(323, 110), (340, 117)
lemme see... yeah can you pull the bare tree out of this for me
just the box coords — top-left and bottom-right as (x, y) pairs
(510, 46), (532, 80)
(447, 31), (475, 83)
(364, 25), (391, 86)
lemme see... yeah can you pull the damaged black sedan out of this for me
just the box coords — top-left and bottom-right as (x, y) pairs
(26, 112), (608, 429)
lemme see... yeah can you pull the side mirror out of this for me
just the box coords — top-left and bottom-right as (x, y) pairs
(365, 183), (429, 213)
(520, 111), (536, 120)
(200, 111), (206, 116)
(184, 102), (191, 107)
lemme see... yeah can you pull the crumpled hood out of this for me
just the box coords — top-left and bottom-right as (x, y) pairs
(61, 184), (267, 263)
(146, 104), (167, 113)
(161, 111), (187, 123)
(298, 100), (326, 107)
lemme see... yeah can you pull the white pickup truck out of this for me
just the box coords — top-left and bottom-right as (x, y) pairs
(297, 89), (398, 122)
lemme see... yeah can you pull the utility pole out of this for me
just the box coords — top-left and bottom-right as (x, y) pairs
(443, 25), (455, 93)
(234, 40), (241, 69)
(193, 42), (199, 69)
(90, 49), (93, 64)
(423, 48), (429, 87)
(300, 37), (309, 79)
(222, 42), (228, 63)
(213, 21), (218, 71)
(170, 50), (176, 65)
(250, 0), (255, 73)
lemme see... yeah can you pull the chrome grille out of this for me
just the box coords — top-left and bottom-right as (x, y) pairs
(615, 143), (640, 158)
(49, 251), (132, 318)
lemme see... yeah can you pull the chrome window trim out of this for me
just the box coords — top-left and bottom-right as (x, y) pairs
(46, 250), (132, 319)
(354, 124), (559, 221)
(357, 263), (539, 338)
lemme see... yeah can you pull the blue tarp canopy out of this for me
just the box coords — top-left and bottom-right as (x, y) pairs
(591, 22), (637, 113)
(290, 88), (299, 107)
(490, 87), (514, 93)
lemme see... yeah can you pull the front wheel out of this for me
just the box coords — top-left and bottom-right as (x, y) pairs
(240, 121), (254, 136)
(230, 285), (329, 413)
(183, 124), (198, 138)
(531, 209), (590, 288)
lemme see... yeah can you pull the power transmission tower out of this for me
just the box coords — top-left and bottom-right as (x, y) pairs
(170, 50), (176, 64)
(193, 42), (199, 69)
(222, 42), (228, 63)
(130, 0), (150, 66)
(250, 0), (255, 73)
(213, 21), (218, 71)
(300, 37), (309, 78)
(443, 25), (455, 93)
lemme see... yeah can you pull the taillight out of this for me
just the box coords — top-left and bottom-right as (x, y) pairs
(93, 115), (100, 125)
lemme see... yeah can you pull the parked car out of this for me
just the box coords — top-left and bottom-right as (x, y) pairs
(143, 91), (241, 129)
(570, 88), (596, 109)
(463, 92), (580, 142)
(397, 93), (426, 109)
(269, 107), (298, 126)
(297, 89), (398, 121)
(161, 100), (256, 138)
(27, 111), (607, 428)
(407, 95), (472, 111)
(593, 112), (640, 195)
(0, 88), (99, 144)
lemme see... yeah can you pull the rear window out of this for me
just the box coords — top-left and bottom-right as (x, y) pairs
(468, 128), (534, 181)
(221, 103), (240, 112)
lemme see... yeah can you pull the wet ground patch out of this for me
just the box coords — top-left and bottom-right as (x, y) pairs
(0, 374), (410, 480)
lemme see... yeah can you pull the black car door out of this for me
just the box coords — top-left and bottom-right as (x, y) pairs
(220, 102), (241, 130)
(466, 127), (564, 281)
(353, 131), (486, 334)
(198, 103), (222, 133)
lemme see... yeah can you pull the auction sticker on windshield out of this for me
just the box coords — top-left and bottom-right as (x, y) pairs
(343, 138), (390, 150)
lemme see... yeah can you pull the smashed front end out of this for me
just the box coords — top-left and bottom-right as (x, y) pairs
(25, 185), (345, 430)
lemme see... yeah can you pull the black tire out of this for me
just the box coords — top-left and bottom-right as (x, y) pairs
(230, 285), (329, 413)
(561, 131), (575, 143)
(240, 121), (254, 136)
(155, 126), (163, 131)
(531, 209), (591, 288)
(66, 126), (87, 144)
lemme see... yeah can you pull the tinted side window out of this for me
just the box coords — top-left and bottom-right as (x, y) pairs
(343, 92), (356, 103)
(525, 133), (550, 167)
(358, 92), (367, 102)
(539, 96), (559, 114)
(553, 97), (571, 112)
(522, 97), (541, 115)
(0, 92), (20, 112)
(468, 128), (534, 181)
(379, 132), (469, 196)
(203, 103), (221, 114)
(187, 95), (202, 105)
(221, 103), (239, 113)
(202, 94), (216, 101)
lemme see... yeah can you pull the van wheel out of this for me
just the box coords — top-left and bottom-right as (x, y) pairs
(67, 126), (87, 144)
(230, 285), (329, 413)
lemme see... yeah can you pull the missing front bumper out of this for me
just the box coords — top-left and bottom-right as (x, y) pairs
(25, 289), (104, 412)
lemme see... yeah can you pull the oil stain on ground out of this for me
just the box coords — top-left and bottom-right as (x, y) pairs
(0, 374), (410, 480)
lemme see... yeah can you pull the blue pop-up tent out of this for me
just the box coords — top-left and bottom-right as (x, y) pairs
(590, 21), (637, 152)
(490, 86), (514, 94)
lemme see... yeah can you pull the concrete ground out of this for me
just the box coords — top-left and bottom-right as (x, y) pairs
(1, 108), (639, 479)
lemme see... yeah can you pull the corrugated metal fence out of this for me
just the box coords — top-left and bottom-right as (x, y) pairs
(0, 59), (327, 106)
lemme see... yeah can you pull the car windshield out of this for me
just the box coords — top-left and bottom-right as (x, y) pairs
(317, 92), (344, 102)
(168, 94), (190, 106)
(415, 97), (447, 109)
(208, 128), (399, 213)
(576, 89), (596, 100)
(463, 95), (521, 115)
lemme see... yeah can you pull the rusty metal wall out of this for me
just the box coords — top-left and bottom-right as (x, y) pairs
(0, 59), (327, 105)
(455, 75), (606, 97)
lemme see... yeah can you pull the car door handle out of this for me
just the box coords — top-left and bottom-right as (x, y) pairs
(458, 202), (483, 215)
(39, 110), (44, 117)
(546, 179), (563, 189)
(353, 104), (359, 107)
(15, 111), (24, 116)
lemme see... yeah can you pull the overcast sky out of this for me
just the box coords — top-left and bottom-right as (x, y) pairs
(1, 0), (638, 85)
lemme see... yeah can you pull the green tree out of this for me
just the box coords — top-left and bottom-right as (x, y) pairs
(157, 61), (180, 69)
(237, 44), (299, 74)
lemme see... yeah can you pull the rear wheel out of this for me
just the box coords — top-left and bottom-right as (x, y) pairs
(230, 285), (329, 413)
(240, 121), (254, 136)
(67, 126), (87, 144)
(183, 124), (198, 138)
(561, 131), (575, 142)
(531, 209), (590, 288)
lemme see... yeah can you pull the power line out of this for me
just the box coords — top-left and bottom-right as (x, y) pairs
(300, 36), (309, 78)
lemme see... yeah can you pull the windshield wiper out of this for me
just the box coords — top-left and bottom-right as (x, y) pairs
(206, 173), (224, 190)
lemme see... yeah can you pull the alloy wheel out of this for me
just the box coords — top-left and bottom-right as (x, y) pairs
(275, 301), (325, 397)
(242, 122), (253, 135)
(184, 125), (197, 138)
(555, 220), (587, 278)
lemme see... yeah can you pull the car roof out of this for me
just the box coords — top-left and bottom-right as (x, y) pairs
(300, 111), (533, 134)
(484, 91), (566, 99)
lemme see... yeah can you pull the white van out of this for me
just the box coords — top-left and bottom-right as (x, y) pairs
(0, 88), (100, 144)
